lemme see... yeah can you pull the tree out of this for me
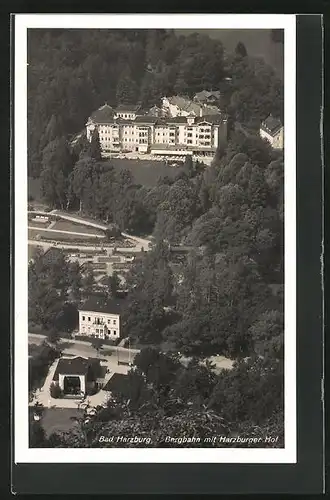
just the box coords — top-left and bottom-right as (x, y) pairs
(47, 328), (61, 344)
(249, 310), (284, 359)
(183, 155), (193, 177)
(43, 114), (63, 145)
(91, 338), (103, 355)
(70, 156), (97, 213)
(116, 68), (138, 105)
(50, 383), (63, 398)
(40, 137), (73, 208)
(28, 250), (71, 328)
(134, 347), (180, 394)
(68, 261), (83, 302)
(104, 224), (121, 240)
(235, 41), (248, 58)
(107, 272), (120, 298)
(54, 302), (79, 333)
(83, 269), (95, 289)
(29, 420), (47, 448)
(208, 356), (283, 427)
(89, 128), (102, 161)
(172, 358), (217, 407)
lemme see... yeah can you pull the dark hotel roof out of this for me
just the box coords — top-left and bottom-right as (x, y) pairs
(90, 104), (115, 123)
(80, 296), (125, 314)
(53, 356), (101, 380)
(88, 104), (226, 126)
(261, 115), (283, 136)
(115, 104), (141, 113)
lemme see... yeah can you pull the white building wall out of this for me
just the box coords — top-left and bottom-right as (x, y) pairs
(260, 127), (283, 149)
(273, 128), (284, 149)
(260, 128), (275, 146)
(213, 126), (219, 148)
(178, 124), (186, 144)
(79, 310), (120, 340)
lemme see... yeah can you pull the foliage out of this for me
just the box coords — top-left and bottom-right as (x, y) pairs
(106, 271), (120, 298)
(235, 41), (248, 58)
(28, 248), (82, 331)
(29, 342), (61, 392)
(89, 128), (102, 161)
(50, 383), (63, 398)
(29, 420), (48, 448)
(208, 356), (283, 427)
(90, 338), (104, 351)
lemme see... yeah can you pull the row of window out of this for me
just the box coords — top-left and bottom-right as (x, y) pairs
(81, 326), (117, 336)
(82, 315), (117, 325)
(95, 328), (117, 335)
(116, 113), (135, 119)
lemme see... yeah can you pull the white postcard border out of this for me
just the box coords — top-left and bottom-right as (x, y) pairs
(14, 13), (296, 464)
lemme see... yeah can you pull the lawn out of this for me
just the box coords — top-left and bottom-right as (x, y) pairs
(51, 220), (104, 235)
(28, 228), (101, 242)
(106, 158), (185, 187)
(36, 407), (83, 437)
(28, 229), (42, 240)
(28, 219), (52, 228)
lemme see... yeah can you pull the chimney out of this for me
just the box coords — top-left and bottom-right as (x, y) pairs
(199, 106), (203, 117)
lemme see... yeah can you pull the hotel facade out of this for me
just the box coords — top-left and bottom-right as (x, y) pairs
(86, 99), (228, 159)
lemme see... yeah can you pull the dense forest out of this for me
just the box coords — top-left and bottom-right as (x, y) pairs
(28, 29), (283, 178)
(28, 29), (284, 447)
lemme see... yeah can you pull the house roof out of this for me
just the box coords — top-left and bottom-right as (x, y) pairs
(103, 372), (129, 393)
(165, 96), (220, 116)
(135, 115), (158, 124)
(88, 104), (225, 127)
(80, 296), (125, 314)
(115, 104), (141, 113)
(261, 115), (283, 136)
(89, 104), (115, 123)
(196, 114), (225, 125)
(166, 116), (190, 124)
(194, 90), (221, 101)
(53, 356), (101, 379)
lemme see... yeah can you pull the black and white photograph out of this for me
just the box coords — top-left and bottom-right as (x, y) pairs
(14, 14), (298, 464)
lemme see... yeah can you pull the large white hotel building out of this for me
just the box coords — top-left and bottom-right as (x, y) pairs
(86, 96), (228, 160)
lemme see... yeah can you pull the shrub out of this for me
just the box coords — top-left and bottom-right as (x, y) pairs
(86, 386), (98, 396)
(50, 383), (63, 399)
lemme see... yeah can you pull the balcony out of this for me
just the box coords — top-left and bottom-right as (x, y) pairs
(93, 319), (105, 326)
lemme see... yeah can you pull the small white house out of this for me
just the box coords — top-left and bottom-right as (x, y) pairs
(260, 115), (284, 150)
(78, 297), (124, 340)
